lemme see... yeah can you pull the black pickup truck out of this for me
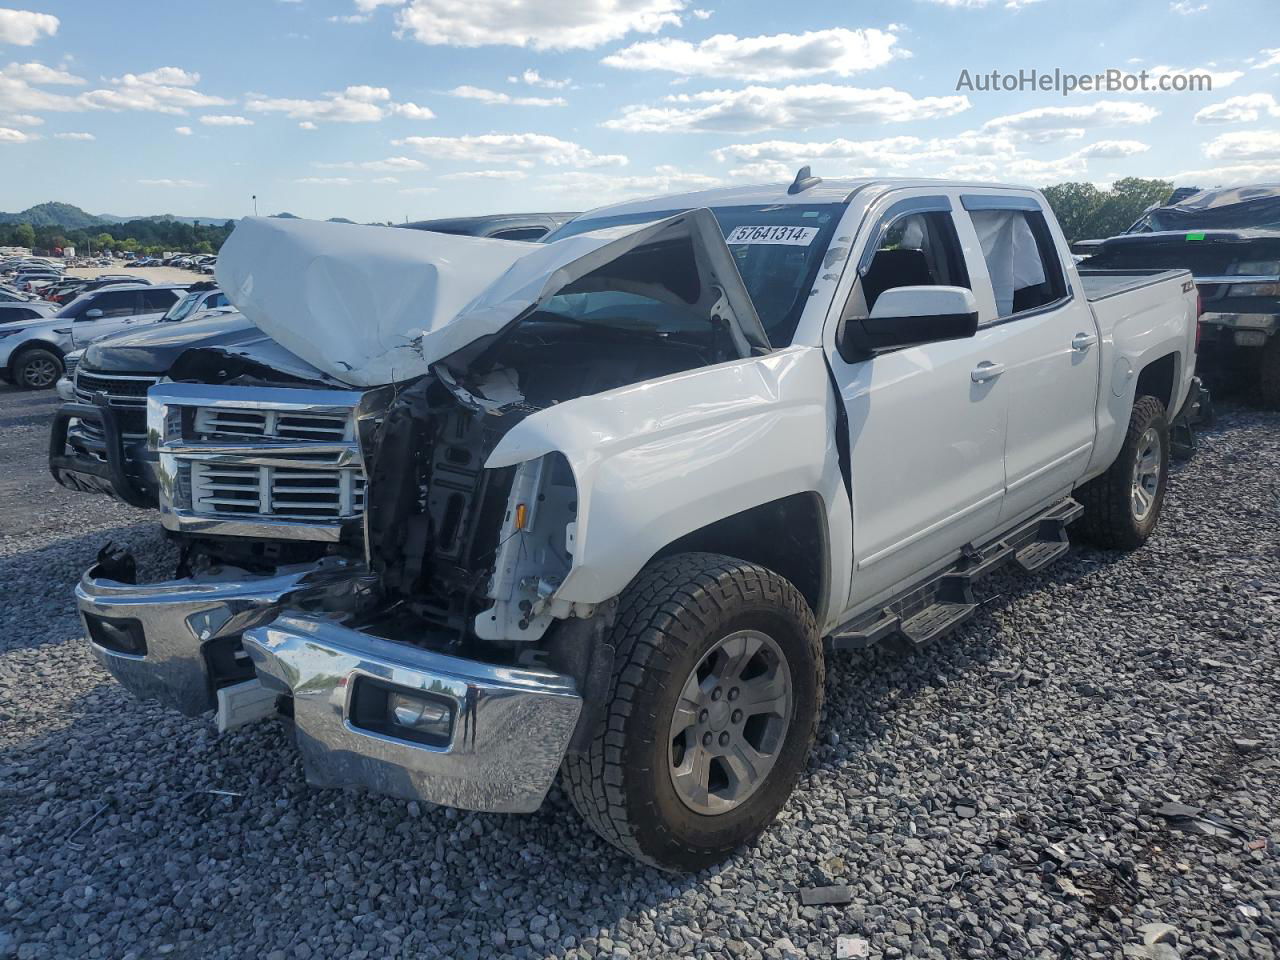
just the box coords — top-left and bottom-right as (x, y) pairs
(1084, 184), (1280, 407)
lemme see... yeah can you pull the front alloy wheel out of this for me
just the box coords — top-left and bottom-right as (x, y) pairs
(669, 630), (792, 815)
(563, 552), (823, 872)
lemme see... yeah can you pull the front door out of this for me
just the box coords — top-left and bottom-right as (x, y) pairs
(826, 196), (1011, 607)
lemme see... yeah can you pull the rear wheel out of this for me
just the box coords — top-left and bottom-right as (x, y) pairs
(1076, 395), (1169, 550)
(13, 347), (63, 390)
(563, 552), (823, 871)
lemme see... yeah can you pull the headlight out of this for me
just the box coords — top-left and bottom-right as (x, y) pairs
(1228, 283), (1280, 297)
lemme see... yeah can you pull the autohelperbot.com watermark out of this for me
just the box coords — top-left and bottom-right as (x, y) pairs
(956, 68), (1215, 96)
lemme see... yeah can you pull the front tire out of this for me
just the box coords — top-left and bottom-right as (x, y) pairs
(563, 552), (823, 871)
(13, 347), (63, 390)
(1076, 395), (1170, 550)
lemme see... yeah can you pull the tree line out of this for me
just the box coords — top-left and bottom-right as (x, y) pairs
(0, 218), (237, 257)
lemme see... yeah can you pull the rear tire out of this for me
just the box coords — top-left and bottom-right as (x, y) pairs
(1076, 395), (1169, 550)
(563, 552), (823, 872)
(13, 347), (63, 390)
(1259, 335), (1280, 410)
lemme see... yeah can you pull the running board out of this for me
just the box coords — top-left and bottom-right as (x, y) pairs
(829, 497), (1083, 653)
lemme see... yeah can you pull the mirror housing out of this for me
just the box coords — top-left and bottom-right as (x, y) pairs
(839, 285), (978, 360)
(83, 308), (104, 320)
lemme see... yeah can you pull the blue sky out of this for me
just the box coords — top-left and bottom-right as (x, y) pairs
(1, 0), (1277, 222)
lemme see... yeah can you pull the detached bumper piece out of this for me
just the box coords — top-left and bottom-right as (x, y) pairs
(49, 400), (156, 508)
(243, 616), (582, 814)
(75, 558), (371, 721)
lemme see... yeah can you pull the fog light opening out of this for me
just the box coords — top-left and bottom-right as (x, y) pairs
(350, 677), (455, 748)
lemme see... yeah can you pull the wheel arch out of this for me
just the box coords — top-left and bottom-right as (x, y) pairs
(1134, 350), (1179, 412)
(652, 492), (831, 624)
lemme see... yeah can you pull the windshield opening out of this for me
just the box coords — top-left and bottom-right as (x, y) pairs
(544, 203), (846, 347)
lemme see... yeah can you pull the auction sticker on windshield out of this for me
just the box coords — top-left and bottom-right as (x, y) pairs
(726, 225), (819, 246)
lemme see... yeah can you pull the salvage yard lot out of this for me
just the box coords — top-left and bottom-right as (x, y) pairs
(1, 384), (1277, 960)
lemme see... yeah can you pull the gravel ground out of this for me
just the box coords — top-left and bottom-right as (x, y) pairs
(1, 383), (1277, 960)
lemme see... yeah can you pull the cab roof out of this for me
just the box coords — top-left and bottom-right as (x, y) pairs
(575, 177), (1044, 220)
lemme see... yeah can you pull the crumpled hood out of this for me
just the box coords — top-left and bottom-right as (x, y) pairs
(216, 212), (767, 388)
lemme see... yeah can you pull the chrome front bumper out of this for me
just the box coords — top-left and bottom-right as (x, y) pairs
(244, 616), (582, 813)
(75, 558), (373, 717)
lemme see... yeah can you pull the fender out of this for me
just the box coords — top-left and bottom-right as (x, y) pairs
(485, 346), (854, 621)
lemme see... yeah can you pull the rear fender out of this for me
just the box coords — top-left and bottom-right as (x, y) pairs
(485, 346), (852, 624)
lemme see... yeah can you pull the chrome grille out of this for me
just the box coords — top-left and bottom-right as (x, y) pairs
(74, 371), (160, 408)
(189, 462), (365, 521)
(150, 383), (373, 542)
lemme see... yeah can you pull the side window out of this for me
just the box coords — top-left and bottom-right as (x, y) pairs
(489, 226), (548, 241)
(208, 293), (230, 308)
(847, 211), (970, 318)
(81, 290), (137, 319)
(141, 290), (179, 312)
(969, 209), (1067, 318)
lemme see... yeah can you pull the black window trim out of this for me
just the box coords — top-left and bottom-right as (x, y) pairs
(856, 195), (954, 275)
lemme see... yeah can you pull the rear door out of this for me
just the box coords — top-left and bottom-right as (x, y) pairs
(71, 289), (141, 346)
(826, 192), (1012, 606)
(961, 195), (1100, 523)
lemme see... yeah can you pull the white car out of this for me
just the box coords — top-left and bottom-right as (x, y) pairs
(77, 176), (1199, 869)
(0, 284), (185, 388)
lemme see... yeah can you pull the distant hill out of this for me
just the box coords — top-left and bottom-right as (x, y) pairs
(0, 201), (235, 229)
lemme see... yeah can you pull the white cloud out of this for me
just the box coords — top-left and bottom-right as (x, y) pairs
(371, 176), (398, 183)
(1146, 64), (1242, 91)
(79, 68), (232, 115)
(299, 120), (317, 130)
(53, 130), (93, 140)
(5, 112), (40, 124)
(393, 0), (686, 50)
(1203, 129), (1280, 162)
(200, 114), (254, 126)
(1195, 93), (1280, 125)
(138, 178), (203, 187)
(918, 0), (1044, 7)
(295, 176), (356, 185)
(507, 69), (569, 89)
(1166, 161), (1280, 186)
(448, 85), (565, 107)
(2, 61), (81, 84)
(175, 125), (192, 135)
(394, 132), (627, 167)
(246, 85), (433, 123)
(534, 164), (722, 199)
(605, 84), (970, 134)
(316, 155), (427, 171)
(329, 13), (372, 22)
(602, 28), (904, 82)
(981, 100), (1159, 142)
(0, 125), (35, 142)
(1169, 0), (1207, 12)
(0, 9), (59, 45)
(691, 7), (712, 18)
(441, 169), (528, 180)
(0, 61), (230, 116)
(1255, 49), (1280, 70)
(712, 133), (1149, 184)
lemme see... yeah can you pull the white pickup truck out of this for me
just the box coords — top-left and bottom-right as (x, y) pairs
(76, 174), (1198, 871)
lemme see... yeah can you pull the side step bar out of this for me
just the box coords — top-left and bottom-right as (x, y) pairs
(829, 497), (1083, 654)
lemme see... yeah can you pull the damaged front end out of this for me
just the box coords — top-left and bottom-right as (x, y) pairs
(81, 208), (769, 813)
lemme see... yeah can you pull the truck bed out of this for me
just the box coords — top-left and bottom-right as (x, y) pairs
(1078, 268), (1190, 302)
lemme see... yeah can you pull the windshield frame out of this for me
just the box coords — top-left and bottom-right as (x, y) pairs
(544, 202), (847, 348)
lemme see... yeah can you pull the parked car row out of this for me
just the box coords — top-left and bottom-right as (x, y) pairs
(53, 183), (1206, 870)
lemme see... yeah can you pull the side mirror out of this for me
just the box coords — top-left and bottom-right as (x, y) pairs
(839, 286), (978, 359)
(83, 308), (104, 320)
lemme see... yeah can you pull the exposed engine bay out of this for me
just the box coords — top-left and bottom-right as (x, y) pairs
(363, 314), (725, 655)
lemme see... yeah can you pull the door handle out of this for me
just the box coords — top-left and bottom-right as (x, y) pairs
(1071, 332), (1098, 351)
(971, 361), (1005, 383)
